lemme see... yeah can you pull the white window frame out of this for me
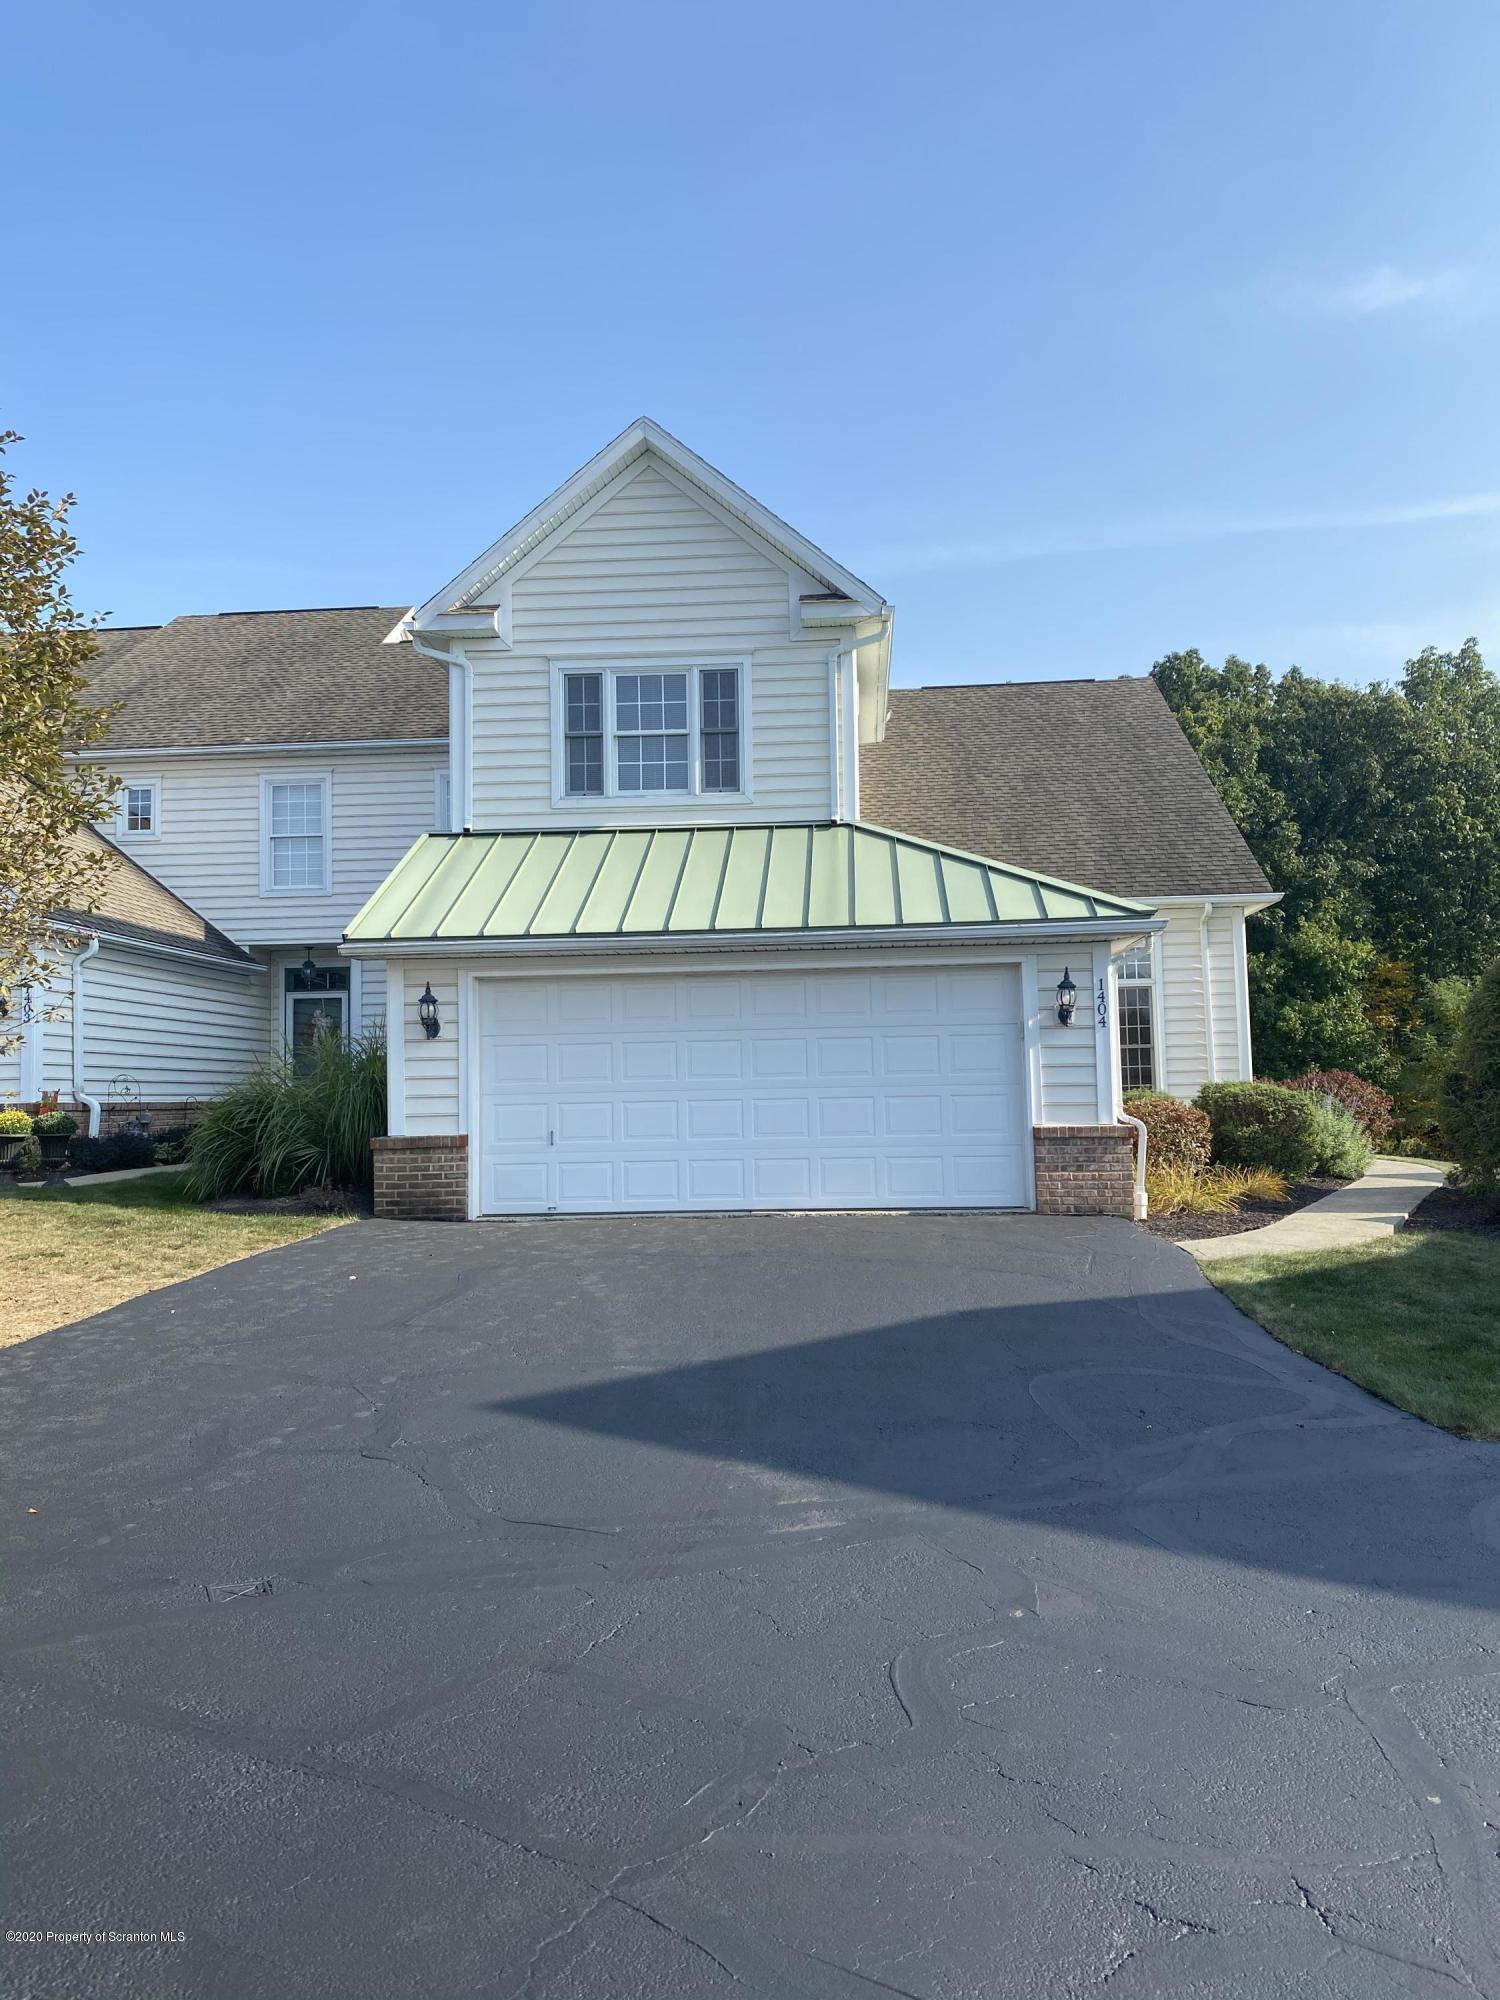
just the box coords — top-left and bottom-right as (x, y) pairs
(259, 771), (333, 897)
(281, 955), (353, 1057)
(1116, 937), (1159, 1094)
(550, 658), (752, 808)
(116, 776), (162, 840)
(434, 765), (453, 832)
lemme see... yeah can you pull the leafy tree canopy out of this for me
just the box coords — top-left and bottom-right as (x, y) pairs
(1152, 643), (1500, 1086)
(0, 431), (119, 1040)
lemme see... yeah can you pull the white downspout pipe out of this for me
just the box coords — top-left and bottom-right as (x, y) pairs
(831, 622), (890, 822)
(1118, 1105), (1149, 1222)
(408, 630), (468, 830)
(72, 935), (102, 1137)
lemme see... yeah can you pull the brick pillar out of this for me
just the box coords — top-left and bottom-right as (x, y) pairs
(371, 1134), (469, 1221)
(1032, 1125), (1135, 1217)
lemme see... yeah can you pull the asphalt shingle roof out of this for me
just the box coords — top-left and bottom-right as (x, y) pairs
(83, 608), (447, 749)
(80, 610), (1269, 902)
(55, 830), (254, 967)
(860, 678), (1271, 899)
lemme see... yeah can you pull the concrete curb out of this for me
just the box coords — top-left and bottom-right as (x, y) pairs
(1185, 1154), (1450, 1262)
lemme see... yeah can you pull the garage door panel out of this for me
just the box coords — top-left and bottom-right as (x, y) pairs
(479, 965), (1028, 1214)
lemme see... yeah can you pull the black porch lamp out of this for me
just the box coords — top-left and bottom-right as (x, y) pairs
(297, 947), (320, 989)
(418, 982), (441, 1040)
(1055, 967), (1078, 1026)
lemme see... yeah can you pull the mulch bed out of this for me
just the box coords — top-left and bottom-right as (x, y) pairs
(1401, 1185), (1500, 1239)
(1143, 1175), (1350, 1243)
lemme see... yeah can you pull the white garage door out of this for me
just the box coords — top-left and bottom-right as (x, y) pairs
(478, 964), (1029, 1214)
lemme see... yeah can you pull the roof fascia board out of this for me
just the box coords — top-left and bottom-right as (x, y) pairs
(409, 418), (886, 630)
(343, 916), (1166, 958)
(1147, 892), (1282, 910)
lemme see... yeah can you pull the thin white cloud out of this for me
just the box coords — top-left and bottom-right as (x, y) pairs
(1267, 259), (1485, 320)
(867, 493), (1500, 575)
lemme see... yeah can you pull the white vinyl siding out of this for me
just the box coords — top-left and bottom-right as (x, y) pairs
(1036, 948), (1103, 1123)
(400, 967), (461, 1135)
(87, 749), (443, 945)
(467, 463), (833, 826)
(1158, 901), (1254, 1098)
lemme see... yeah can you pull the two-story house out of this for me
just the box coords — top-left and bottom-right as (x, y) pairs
(11, 419), (1274, 1218)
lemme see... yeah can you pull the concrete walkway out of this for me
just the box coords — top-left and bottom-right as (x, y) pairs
(1187, 1151), (1449, 1261)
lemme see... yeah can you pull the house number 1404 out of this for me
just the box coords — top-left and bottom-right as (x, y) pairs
(1096, 978), (1108, 1029)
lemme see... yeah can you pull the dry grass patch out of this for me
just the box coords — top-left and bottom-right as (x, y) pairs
(0, 1173), (346, 1346)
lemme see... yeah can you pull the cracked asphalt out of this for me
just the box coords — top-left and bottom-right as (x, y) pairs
(3, 1211), (1500, 1998)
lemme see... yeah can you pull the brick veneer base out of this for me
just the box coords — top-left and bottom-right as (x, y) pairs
(1033, 1125), (1136, 1217)
(372, 1134), (470, 1221)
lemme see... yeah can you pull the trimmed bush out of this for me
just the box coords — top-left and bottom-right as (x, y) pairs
(32, 1109), (79, 1139)
(1284, 1069), (1394, 1144)
(1441, 957), (1500, 1193)
(1196, 1081), (1325, 1180)
(186, 1029), (386, 1201)
(65, 1131), (158, 1175)
(1124, 1090), (1211, 1173)
(1303, 1099), (1372, 1178)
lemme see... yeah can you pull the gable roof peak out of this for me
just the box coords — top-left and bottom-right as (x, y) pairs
(409, 419), (888, 631)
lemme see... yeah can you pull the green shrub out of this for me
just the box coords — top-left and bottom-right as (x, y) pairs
(0, 1107), (34, 1136)
(1303, 1099), (1372, 1178)
(1124, 1090), (1211, 1173)
(1284, 1069), (1393, 1144)
(32, 1109), (79, 1138)
(1196, 1080), (1325, 1180)
(1441, 957), (1500, 1193)
(186, 1029), (386, 1200)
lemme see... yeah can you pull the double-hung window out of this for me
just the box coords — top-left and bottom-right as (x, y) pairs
(560, 663), (744, 800)
(262, 775), (331, 894)
(117, 778), (160, 838)
(1117, 945), (1156, 1091)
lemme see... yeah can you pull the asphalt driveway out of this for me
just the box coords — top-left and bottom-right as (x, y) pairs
(3, 1212), (1500, 1999)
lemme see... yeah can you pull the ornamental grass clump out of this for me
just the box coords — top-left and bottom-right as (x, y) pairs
(186, 1029), (386, 1201)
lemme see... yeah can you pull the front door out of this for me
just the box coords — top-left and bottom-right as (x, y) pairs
(283, 963), (350, 1068)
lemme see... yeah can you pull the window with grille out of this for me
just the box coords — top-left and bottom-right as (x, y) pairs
(559, 664), (744, 799)
(117, 779), (159, 836)
(1117, 945), (1156, 1091)
(262, 777), (330, 893)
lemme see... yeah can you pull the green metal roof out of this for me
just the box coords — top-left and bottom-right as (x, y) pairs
(343, 822), (1154, 945)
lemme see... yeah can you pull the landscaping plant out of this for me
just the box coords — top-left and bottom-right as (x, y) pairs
(1123, 1090), (1211, 1172)
(1284, 1069), (1393, 1144)
(1145, 1161), (1290, 1218)
(1440, 955), (1500, 1196)
(186, 1029), (386, 1200)
(1195, 1081), (1324, 1179)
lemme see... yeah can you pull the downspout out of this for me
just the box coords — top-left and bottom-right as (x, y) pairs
(408, 630), (468, 829)
(72, 935), (102, 1137)
(1118, 1105), (1149, 1222)
(1199, 900), (1217, 1084)
(830, 622), (890, 821)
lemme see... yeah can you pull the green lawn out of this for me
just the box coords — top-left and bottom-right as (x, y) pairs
(1207, 1231), (1500, 1438)
(1, 1171), (347, 1347)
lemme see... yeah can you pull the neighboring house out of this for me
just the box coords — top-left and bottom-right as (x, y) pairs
(20, 417), (1273, 1215)
(0, 828), (260, 1128)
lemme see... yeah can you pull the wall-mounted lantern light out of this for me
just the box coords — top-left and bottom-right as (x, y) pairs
(1055, 967), (1078, 1026)
(297, 947), (320, 989)
(418, 982), (441, 1040)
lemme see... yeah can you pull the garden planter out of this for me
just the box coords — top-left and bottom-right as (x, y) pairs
(36, 1132), (72, 1183)
(0, 1134), (24, 1189)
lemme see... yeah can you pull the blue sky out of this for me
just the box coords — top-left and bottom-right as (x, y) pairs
(8, 0), (1498, 688)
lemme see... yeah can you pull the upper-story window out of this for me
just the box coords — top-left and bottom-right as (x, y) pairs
(558, 662), (745, 801)
(261, 774), (331, 895)
(117, 778), (160, 838)
(1117, 944), (1156, 1091)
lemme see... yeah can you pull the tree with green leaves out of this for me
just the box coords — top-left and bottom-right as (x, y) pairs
(0, 431), (119, 1046)
(1152, 643), (1500, 1089)
(1441, 956), (1500, 1194)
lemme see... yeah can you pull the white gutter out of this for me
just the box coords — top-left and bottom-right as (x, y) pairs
(89, 931), (263, 973)
(71, 936), (103, 1137)
(341, 915), (1166, 960)
(68, 738), (447, 761)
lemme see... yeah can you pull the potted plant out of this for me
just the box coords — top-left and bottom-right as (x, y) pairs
(32, 1108), (79, 1183)
(0, 1107), (33, 1190)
